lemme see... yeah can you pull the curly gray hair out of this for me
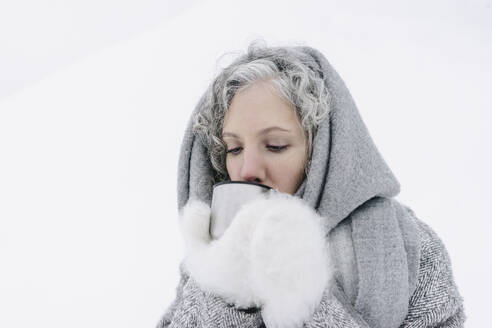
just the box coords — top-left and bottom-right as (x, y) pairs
(193, 41), (331, 182)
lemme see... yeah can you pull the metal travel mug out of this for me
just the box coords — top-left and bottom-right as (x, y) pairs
(210, 181), (272, 240)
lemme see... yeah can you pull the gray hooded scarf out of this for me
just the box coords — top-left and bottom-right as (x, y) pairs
(160, 46), (465, 328)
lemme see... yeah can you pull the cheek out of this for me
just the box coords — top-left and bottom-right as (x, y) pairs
(286, 147), (307, 172)
(225, 157), (238, 179)
(268, 150), (307, 189)
(270, 159), (304, 180)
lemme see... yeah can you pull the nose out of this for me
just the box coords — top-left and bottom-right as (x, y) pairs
(239, 148), (266, 183)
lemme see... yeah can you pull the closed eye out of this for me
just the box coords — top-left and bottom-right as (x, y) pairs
(226, 147), (242, 155)
(267, 145), (288, 152)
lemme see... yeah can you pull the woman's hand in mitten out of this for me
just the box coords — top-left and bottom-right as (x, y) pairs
(178, 199), (261, 310)
(179, 193), (333, 328)
(242, 192), (333, 328)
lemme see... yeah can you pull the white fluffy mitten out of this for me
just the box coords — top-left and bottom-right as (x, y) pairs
(179, 199), (261, 309)
(179, 193), (333, 328)
(244, 193), (332, 328)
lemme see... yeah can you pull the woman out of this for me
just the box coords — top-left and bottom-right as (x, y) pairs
(156, 43), (465, 327)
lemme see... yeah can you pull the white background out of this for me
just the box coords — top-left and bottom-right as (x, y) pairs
(0, 0), (490, 327)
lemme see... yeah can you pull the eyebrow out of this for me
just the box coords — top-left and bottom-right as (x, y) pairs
(222, 126), (291, 138)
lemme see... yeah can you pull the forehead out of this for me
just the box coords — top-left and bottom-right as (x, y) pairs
(223, 81), (300, 133)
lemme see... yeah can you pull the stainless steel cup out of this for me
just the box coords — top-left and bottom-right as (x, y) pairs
(210, 181), (272, 239)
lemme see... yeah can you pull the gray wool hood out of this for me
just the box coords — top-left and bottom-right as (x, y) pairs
(176, 46), (421, 328)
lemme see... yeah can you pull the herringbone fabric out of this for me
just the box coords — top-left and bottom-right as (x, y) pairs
(399, 219), (465, 328)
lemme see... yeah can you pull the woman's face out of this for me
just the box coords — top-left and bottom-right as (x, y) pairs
(222, 81), (308, 194)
